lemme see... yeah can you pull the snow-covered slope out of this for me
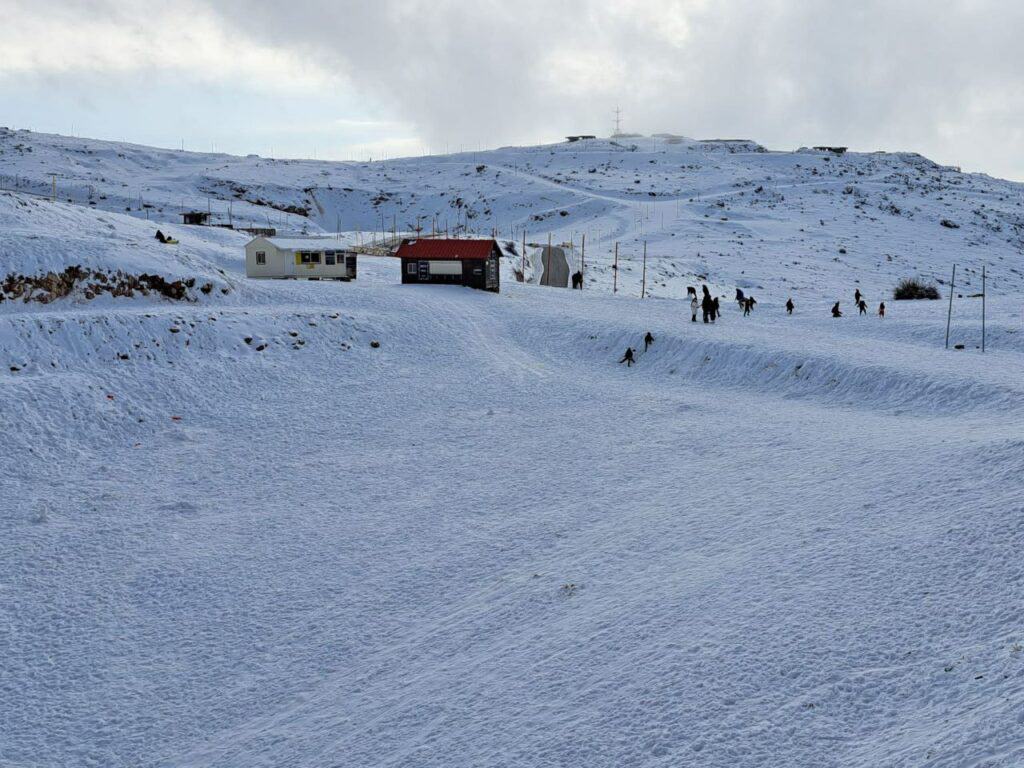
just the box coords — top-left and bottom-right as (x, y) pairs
(3, 127), (1021, 300)
(2, 131), (1024, 768)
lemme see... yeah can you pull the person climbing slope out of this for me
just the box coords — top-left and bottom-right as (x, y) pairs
(644, 332), (654, 352)
(690, 293), (699, 323)
(743, 296), (757, 316)
(858, 299), (868, 315)
(878, 301), (886, 318)
(619, 347), (635, 366)
(786, 298), (795, 315)
(832, 301), (843, 318)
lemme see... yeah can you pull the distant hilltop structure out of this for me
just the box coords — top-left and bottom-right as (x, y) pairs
(814, 146), (848, 155)
(610, 106), (642, 139)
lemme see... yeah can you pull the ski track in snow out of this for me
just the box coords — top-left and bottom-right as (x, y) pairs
(1, 130), (1024, 768)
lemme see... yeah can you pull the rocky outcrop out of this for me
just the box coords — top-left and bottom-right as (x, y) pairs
(0, 266), (208, 304)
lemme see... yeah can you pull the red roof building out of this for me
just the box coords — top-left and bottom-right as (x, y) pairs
(396, 238), (500, 292)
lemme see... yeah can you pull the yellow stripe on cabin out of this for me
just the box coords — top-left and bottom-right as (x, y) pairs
(295, 253), (302, 265)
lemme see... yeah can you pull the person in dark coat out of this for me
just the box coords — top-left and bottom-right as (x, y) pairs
(735, 288), (746, 308)
(571, 270), (583, 289)
(644, 331), (654, 351)
(713, 296), (721, 320)
(858, 299), (868, 315)
(701, 286), (714, 323)
(687, 286), (697, 299)
(786, 298), (794, 315)
(619, 347), (635, 366)
(878, 302), (886, 317)
(155, 229), (167, 243)
(743, 296), (757, 316)
(831, 301), (843, 318)
(854, 288), (862, 305)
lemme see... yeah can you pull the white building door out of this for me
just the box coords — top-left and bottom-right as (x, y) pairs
(280, 249), (295, 277)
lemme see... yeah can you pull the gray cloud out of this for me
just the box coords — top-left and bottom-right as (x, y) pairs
(7, 0), (1024, 177)
(196, 0), (1024, 176)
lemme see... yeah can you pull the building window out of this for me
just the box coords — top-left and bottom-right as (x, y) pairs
(255, 251), (266, 265)
(406, 262), (417, 274)
(299, 252), (322, 265)
(325, 254), (336, 265)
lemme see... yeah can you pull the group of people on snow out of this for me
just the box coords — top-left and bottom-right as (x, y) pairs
(688, 285), (722, 323)
(619, 331), (656, 366)
(832, 289), (885, 318)
(619, 283), (889, 367)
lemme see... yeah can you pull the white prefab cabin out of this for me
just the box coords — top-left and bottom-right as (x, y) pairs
(245, 237), (357, 280)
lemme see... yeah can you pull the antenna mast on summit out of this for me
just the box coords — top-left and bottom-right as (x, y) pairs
(613, 106), (623, 136)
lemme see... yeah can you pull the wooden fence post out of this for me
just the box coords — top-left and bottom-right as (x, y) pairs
(945, 264), (956, 349)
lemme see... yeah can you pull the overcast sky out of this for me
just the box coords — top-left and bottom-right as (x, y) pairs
(4, 0), (1024, 178)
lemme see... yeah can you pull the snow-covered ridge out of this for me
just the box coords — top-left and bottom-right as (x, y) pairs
(3, 127), (1023, 301)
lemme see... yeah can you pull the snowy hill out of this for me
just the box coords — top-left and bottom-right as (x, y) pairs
(3, 127), (1022, 299)
(2, 130), (1024, 768)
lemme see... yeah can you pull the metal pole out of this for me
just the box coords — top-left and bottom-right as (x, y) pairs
(521, 230), (526, 282)
(547, 232), (552, 287)
(641, 241), (647, 299)
(945, 264), (956, 349)
(982, 264), (986, 353)
(613, 242), (619, 294)
(581, 233), (586, 287)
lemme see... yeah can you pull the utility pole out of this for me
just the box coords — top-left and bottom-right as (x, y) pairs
(521, 230), (526, 282)
(547, 232), (552, 287)
(945, 264), (956, 349)
(613, 242), (619, 294)
(613, 106), (622, 136)
(982, 264), (987, 353)
(641, 241), (647, 298)
(581, 233), (586, 286)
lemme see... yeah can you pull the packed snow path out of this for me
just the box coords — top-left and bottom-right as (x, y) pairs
(3, 262), (1023, 767)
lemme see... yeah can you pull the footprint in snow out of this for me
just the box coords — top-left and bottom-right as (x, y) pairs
(157, 501), (200, 516)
